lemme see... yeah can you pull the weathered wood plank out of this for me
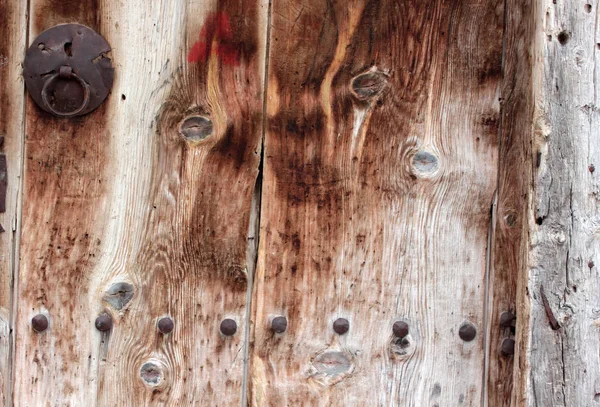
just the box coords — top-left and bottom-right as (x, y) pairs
(524, 0), (600, 405)
(0, 0), (27, 404)
(485, 0), (537, 405)
(13, 0), (267, 404)
(250, 0), (504, 405)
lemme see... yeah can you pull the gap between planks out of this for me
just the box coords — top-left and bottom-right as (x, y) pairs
(241, 1), (273, 405)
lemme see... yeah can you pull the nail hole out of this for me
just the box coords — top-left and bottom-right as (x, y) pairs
(589, 164), (595, 173)
(64, 42), (73, 57)
(557, 31), (571, 45)
(121, 94), (126, 100)
(585, 4), (592, 13)
(536, 216), (545, 225)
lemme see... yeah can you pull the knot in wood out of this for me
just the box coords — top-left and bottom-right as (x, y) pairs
(350, 71), (387, 101)
(179, 116), (213, 142)
(412, 150), (439, 176)
(104, 282), (134, 310)
(140, 362), (163, 386)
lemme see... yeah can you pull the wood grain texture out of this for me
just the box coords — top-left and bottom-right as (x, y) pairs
(524, 0), (600, 406)
(13, 0), (267, 405)
(0, 0), (27, 404)
(485, 0), (537, 405)
(250, 0), (504, 405)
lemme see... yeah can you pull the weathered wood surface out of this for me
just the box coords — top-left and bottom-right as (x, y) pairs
(250, 0), (504, 405)
(13, 0), (267, 405)
(523, 0), (600, 406)
(0, 0), (27, 405)
(485, 0), (536, 405)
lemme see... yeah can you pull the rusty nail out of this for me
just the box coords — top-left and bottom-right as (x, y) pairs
(271, 316), (288, 333)
(500, 338), (515, 356)
(31, 314), (48, 332)
(157, 317), (174, 334)
(499, 311), (516, 328)
(95, 313), (113, 332)
(458, 322), (477, 342)
(220, 318), (237, 336)
(333, 318), (350, 335)
(393, 320), (410, 338)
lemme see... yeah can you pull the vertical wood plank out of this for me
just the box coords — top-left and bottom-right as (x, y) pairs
(251, 0), (504, 405)
(524, 0), (600, 405)
(14, 0), (268, 404)
(485, 0), (537, 405)
(0, 0), (27, 404)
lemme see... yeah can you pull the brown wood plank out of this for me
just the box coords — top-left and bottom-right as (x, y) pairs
(0, 0), (27, 404)
(522, 0), (600, 405)
(250, 0), (504, 405)
(485, 0), (536, 405)
(13, 0), (268, 404)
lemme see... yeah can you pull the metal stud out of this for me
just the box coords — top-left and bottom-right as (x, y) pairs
(31, 314), (48, 333)
(458, 322), (477, 342)
(220, 318), (237, 336)
(393, 321), (409, 338)
(499, 311), (516, 328)
(500, 338), (515, 356)
(95, 313), (113, 332)
(157, 317), (174, 334)
(333, 318), (350, 335)
(271, 316), (288, 334)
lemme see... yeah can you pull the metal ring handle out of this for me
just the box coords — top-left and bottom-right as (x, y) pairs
(41, 68), (90, 117)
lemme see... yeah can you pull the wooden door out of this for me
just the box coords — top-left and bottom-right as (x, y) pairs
(0, 0), (593, 406)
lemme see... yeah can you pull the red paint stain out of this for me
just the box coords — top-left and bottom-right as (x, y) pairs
(188, 12), (240, 65)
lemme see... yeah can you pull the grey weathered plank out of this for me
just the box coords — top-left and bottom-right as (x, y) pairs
(524, 0), (600, 405)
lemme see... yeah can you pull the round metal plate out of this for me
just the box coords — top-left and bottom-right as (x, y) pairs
(23, 24), (114, 117)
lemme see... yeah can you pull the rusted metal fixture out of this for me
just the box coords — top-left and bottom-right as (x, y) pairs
(95, 313), (113, 332)
(499, 311), (516, 328)
(500, 338), (515, 356)
(271, 316), (288, 333)
(31, 314), (49, 332)
(220, 318), (237, 336)
(157, 317), (174, 334)
(393, 321), (409, 338)
(333, 318), (350, 335)
(458, 322), (477, 342)
(23, 24), (114, 118)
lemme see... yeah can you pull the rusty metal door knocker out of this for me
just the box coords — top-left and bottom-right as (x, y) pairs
(23, 24), (114, 118)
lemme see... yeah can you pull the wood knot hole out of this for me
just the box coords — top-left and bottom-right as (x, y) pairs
(104, 282), (134, 310)
(350, 71), (387, 101)
(140, 362), (163, 386)
(412, 151), (439, 176)
(312, 351), (354, 376)
(179, 116), (213, 142)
